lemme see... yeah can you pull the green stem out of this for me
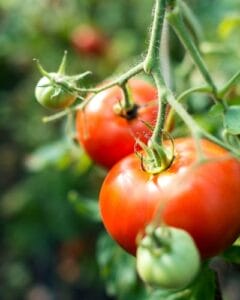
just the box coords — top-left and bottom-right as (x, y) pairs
(164, 85), (212, 132)
(178, 0), (203, 42)
(120, 83), (134, 111)
(144, 0), (166, 74)
(76, 62), (143, 93)
(201, 130), (240, 156)
(160, 18), (172, 89)
(159, 78), (240, 157)
(151, 70), (168, 145)
(42, 108), (72, 123)
(218, 70), (240, 98)
(42, 63), (143, 123)
(166, 6), (217, 96)
(176, 85), (213, 103)
(153, 73), (205, 160)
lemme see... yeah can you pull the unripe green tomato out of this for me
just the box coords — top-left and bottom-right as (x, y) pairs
(136, 227), (200, 290)
(35, 73), (76, 110)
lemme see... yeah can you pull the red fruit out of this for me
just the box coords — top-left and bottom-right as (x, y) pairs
(71, 25), (108, 56)
(99, 138), (240, 258)
(76, 78), (158, 168)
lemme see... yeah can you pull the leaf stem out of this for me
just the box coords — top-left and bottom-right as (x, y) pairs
(76, 62), (144, 93)
(160, 18), (172, 89)
(143, 0), (168, 147)
(218, 70), (240, 98)
(164, 85), (212, 132)
(160, 79), (240, 157)
(120, 83), (134, 111)
(166, 5), (217, 97)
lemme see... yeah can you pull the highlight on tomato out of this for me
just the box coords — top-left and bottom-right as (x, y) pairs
(75, 78), (158, 168)
(99, 138), (240, 258)
(136, 226), (200, 289)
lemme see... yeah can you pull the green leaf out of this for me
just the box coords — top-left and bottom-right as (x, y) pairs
(208, 103), (224, 118)
(189, 265), (215, 300)
(96, 233), (139, 299)
(68, 191), (100, 222)
(222, 245), (240, 264)
(25, 140), (70, 171)
(25, 139), (92, 173)
(224, 105), (240, 135)
(148, 264), (216, 300)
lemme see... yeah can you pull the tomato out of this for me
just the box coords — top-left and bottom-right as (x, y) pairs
(99, 138), (240, 258)
(136, 226), (200, 289)
(71, 25), (108, 57)
(76, 79), (158, 168)
(35, 73), (76, 110)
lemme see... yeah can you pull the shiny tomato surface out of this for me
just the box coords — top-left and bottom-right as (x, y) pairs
(99, 138), (240, 258)
(76, 79), (158, 168)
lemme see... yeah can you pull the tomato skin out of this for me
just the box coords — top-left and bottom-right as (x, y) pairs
(35, 73), (76, 110)
(76, 79), (158, 168)
(136, 227), (200, 289)
(99, 138), (240, 258)
(71, 25), (108, 57)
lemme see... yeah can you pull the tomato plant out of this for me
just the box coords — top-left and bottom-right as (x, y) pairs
(71, 25), (108, 57)
(35, 73), (77, 110)
(136, 226), (200, 289)
(99, 138), (240, 258)
(32, 0), (240, 298)
(76, 78), (158, 168)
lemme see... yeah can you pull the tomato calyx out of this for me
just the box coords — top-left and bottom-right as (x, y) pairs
(112, 82), (141, 120)
(113, 102), (139, 120)
(34, 51), (91, 110)
(136, 225), (201, 289)
(136, 134), (175, 175)
(141, 225), (172, 255)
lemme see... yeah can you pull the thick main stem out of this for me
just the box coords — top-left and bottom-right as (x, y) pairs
(151, 70), (168, 145)
(144, 0), (166, 74)
(160, 18), (172, 89)
(144, 0), (167, 147)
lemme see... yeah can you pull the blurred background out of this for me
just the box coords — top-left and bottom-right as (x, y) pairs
(0, 0), (240, 299)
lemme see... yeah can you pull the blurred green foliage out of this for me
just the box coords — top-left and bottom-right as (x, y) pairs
(0, 0), (240, 299)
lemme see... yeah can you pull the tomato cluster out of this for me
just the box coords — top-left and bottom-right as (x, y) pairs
(74, 77), (240, 261)
(34, 67), (240, 289)
(99, 138), (240, 258)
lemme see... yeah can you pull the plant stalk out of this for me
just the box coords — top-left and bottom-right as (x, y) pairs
(166, 6), (217, 96)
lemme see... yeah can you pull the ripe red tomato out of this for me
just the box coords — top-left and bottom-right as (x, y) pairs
(76, 79), (158, 168)
(99, 138), (240, 258)
(71, 25), (108, 57)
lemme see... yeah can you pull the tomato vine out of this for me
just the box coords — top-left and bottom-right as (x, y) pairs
(34, 0), (240, 299)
